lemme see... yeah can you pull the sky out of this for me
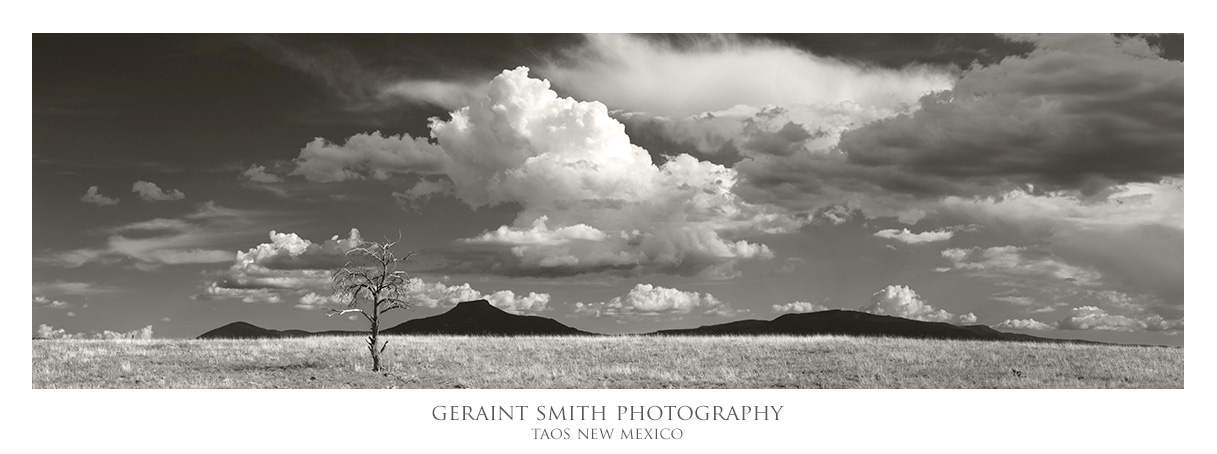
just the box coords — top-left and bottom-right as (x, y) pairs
(31, 33), (1184, 345)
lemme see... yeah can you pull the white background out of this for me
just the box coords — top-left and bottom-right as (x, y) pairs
(4, 2), (1209, 452)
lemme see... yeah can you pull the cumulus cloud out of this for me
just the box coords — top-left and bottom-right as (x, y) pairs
(817, 205), (854, 226)
(994, 318), (1053, 331)
(204, 229), (553, 314)
(35, 324), (64, 339)
(40, 202), (243, 268)
(1143, 315), (1185, 332)
(80, 186), (119, 206)
(291, 131), (447, 182)
(874, 228), (953, 244)
(772, 301), (828, 313)
(132, 180), (186, 201)
(101, 326), (154, 340)
(241, 164), (283, 183)
(35, 324), (153, 340)
(197, 229), (365, 301)
(399, 279), (483, 308)
(482, 290), (550, 313)
(958, 313), (977, 324)
(234, 229), (363, 273)
(298, 67), (792, 278)
(573, 283), (736, 317)
(295, 278), (550, 314)
(541, 34), (955, 117)
(994, 305), (1182, 333)
(1056, 306), (1150, 332)
(859, 285), (955, 322)
(401, 278), (550, 313)
(33, 295), (70, 309)
(436, 69), (792, 278)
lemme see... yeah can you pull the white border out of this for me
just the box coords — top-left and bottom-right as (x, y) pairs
(8, 2), (1210, 453)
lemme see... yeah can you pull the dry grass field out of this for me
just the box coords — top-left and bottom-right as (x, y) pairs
(32, 335), (1183, 389)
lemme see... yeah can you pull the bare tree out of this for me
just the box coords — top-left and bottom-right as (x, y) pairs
(329, 239), (416, 371)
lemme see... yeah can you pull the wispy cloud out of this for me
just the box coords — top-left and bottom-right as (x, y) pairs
(995, 306), (1182, 333)
(38, 202), (259, 269)
(873, 228), (954, 244)
(33, 281), (118, 296)
(541, 34), (955, 117)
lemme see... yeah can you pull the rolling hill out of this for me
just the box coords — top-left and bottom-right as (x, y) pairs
(653, 309), (1101, 343)
(197, 300), (588, 339)
(198, 301), (1098, 344)
(197, 321), (363, 339)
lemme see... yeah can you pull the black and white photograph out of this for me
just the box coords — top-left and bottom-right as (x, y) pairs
(11, 6), (1206, 451)
(31, 32), (1184, 388)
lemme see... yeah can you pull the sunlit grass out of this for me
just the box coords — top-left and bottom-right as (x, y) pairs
(32, 335), (1182, 389)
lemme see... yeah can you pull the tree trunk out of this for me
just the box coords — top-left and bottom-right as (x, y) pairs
(369, 318), (381, 372)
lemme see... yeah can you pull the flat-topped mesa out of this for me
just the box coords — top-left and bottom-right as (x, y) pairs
(382, 300), (590, 336)
(445, 299), (501, 314)
(197, 321), (286, 339)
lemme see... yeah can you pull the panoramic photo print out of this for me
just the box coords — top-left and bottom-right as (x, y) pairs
(32, 33), (1183, 388)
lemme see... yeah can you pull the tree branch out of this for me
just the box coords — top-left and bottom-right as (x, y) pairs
(327, 308), (373, 323)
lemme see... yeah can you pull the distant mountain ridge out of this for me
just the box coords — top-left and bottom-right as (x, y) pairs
(382, 299), (589, 335)
(197, 321), (364, 339)
(654, 309), (1103, 344)
(198, 300), (589, 339)
(198, 301), (1102, 344)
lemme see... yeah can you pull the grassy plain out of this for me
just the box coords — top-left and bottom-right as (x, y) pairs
(32, 335), (1182, 389)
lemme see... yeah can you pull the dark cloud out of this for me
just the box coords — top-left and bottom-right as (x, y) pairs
(615, 112), (744, 166)
(732, 150), (940, 221)
(1136, 33), (1183, 61)
(740, 121), (817, 157)
(838, 34), (1182, 196)
(245, 34), (586, 115)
